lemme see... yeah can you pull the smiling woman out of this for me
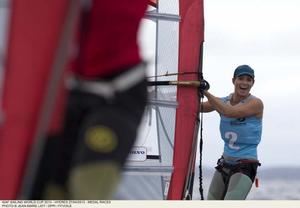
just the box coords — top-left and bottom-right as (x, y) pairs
(200, 64), (263, 200)
(201, 0), (300, 171)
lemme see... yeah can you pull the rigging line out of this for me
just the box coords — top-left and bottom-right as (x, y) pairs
(198, 95), (205, 200)
(147, 71), (199, 79)
(197, 37), (205, 200)
(182, 111), (200, 200)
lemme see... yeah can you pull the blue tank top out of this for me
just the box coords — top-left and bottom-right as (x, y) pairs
(219, 94), (262, 159)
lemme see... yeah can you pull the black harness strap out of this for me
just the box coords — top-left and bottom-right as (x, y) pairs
(216, 158), (261, 184)
(198, 94), (205, 200)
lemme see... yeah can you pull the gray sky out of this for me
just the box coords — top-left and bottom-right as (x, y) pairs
(201, 0), (300, 168)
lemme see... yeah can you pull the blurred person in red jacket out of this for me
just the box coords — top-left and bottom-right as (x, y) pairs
(43, 0), (148, 199)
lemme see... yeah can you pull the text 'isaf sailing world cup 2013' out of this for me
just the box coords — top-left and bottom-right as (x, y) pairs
(0, 200), (111, 208)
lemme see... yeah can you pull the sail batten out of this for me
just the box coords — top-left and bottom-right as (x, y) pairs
(145, 11), (180, 22)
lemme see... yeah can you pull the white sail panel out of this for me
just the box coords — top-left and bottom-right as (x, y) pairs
(115, 0), (180, 199)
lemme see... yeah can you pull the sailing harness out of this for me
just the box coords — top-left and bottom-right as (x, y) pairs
(216, 157), (261, 189)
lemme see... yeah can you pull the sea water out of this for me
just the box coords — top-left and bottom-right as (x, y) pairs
(193, 169), (300, 200)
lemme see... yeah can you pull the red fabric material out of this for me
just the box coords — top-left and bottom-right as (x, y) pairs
(0, 0), (72, 199)
(73, 0), (148, 78)
(167, 0), (204, 199)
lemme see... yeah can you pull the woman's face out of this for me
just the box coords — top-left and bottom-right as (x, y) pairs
(232, 75), (254, 97)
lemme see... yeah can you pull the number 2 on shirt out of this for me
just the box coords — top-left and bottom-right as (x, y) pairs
(225, 131), (240, 150)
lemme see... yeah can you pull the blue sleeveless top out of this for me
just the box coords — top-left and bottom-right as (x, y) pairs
(219, 94), (262, 160)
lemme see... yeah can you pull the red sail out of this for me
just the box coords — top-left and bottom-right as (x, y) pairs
(0, 0), (75, 199)
(167, 0), (204, 199)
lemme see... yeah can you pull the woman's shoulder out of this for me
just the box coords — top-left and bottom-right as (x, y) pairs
(248, 95), (264, 106)
(248, 95), (264, 118)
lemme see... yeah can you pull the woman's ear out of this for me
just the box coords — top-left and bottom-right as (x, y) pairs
(251, 79), (255, 86)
